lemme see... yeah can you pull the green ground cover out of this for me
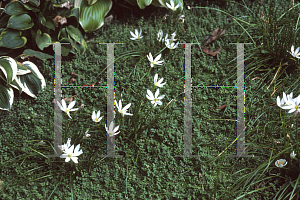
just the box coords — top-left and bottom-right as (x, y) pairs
(1, 0), (300, 199)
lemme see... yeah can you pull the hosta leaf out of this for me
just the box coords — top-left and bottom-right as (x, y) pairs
(7, 14), (34, 30)
(0, 56), (17, 85)
(137, 0), (152, 9)
(36, 29), (51, 50)
(76, 0), (113, 33)
(4, 1), (28, 16)
(0, 77), (14, 111)
(13, 61), (46, 98)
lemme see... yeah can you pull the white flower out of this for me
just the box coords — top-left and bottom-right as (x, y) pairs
(92, 110), (103, 122)
(83, 129), (91, 138)
(147, 52), (164, 68)
(146, 89), (165, 107)
(130, 28), (143, 40)
(178, 15), (185, 21)
(115, 99), (133, 116)
(60, 142), (83, 164)
(284, 95), (300, 113)
(187, 6), (191, 9)
(157, 29), (164, 42)
(290, 151), (297, 159)
(57, 99), (79, 119)
(105, 121), (120, 137)
(287, 45), (300, 59)
(170, 31), (177, 43)
(165, 39), (179, 49)
(37, 140), (46, 145)
(59, 138), (71, 152)
(154, 74), (166, 88)
(166, 0), (180, 11)
(275, 159), (287, 168)
(277, 92), (294, 109)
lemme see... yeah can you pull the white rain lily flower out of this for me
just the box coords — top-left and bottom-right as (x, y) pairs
(57, 99), (79, 119)
(170, 31), (177, 43)
(178, 15), (185, 21)
(105, 121), (120, 137)
(166, 0), (180, 11)
(146, 89), (165, 107)
(147, 52), (164, 67)
(157, 29), (164, 42)
(130, 28), (143, 40)
(154, 74), (166, 88)
(115, 99), (133, 116)
(287, 45), (300, 59)
(60, 143), (83, 164)
(165, 39), (179, 49)
(284, 95), (300, 113)
(277, 92), (294, 109)
(275, 159), (287, 168)
(290, 151), (297, 159)
(59, 138), (71, 152)
(83, 129), (91, 138)
(92, 110), (103, 122)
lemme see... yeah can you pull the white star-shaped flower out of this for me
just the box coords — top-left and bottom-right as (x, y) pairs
(154, 74), (166, 88)
(105, 121), (120, 137)
(165, 39), (179, 49)
(130, 28), (143, 40)
(92, 110), (103, 122)
(147, 52), (164, 68)
(56, 99), (79, 119)
(166, 0), (180, 11)
(115, 100), (133, 116)
(146, 89), (165, 107)
(60, 139), (83, 164)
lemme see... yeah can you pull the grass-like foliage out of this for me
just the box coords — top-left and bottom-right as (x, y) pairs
(0, 0), (300, 199)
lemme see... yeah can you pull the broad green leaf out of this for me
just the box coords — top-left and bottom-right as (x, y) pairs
(21, 2), (40, 12)
(76, 0), (113, 33)
(151, 0), (164, 7)
(9, 78), (23, 95)
(14, 61), (46, 98)
(58, 28), (68, 40)
(73, 40), (87, 55)
(0, 28), (27, 49)
(4, 1), (28, 16)
(52, 39), (74, 57)
(0, 77), (14, 111)
(36, 29), (51, 50)
(66, 25), (84, 44)
(16, 61), (31, 76)
(22, 49), (54, 61)
(87, 0), (98, 6)
(7, 14), (34, 30)
(0, 15), (10, 28)
(0, 56), (17, 85)
(27, 0), (40, 7)
(70, 7), (80, 22)
(137, 0), (152, 9)
(43, 17), (56, 31)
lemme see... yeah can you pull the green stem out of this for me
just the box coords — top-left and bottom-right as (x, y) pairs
(129, 67), (152, 128)
(136, 85), (156, 124)
(296, 113), (299, 168)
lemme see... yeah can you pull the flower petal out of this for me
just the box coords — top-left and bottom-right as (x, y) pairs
(68, 100), (76, 109)
(71, 157), (78, 163)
